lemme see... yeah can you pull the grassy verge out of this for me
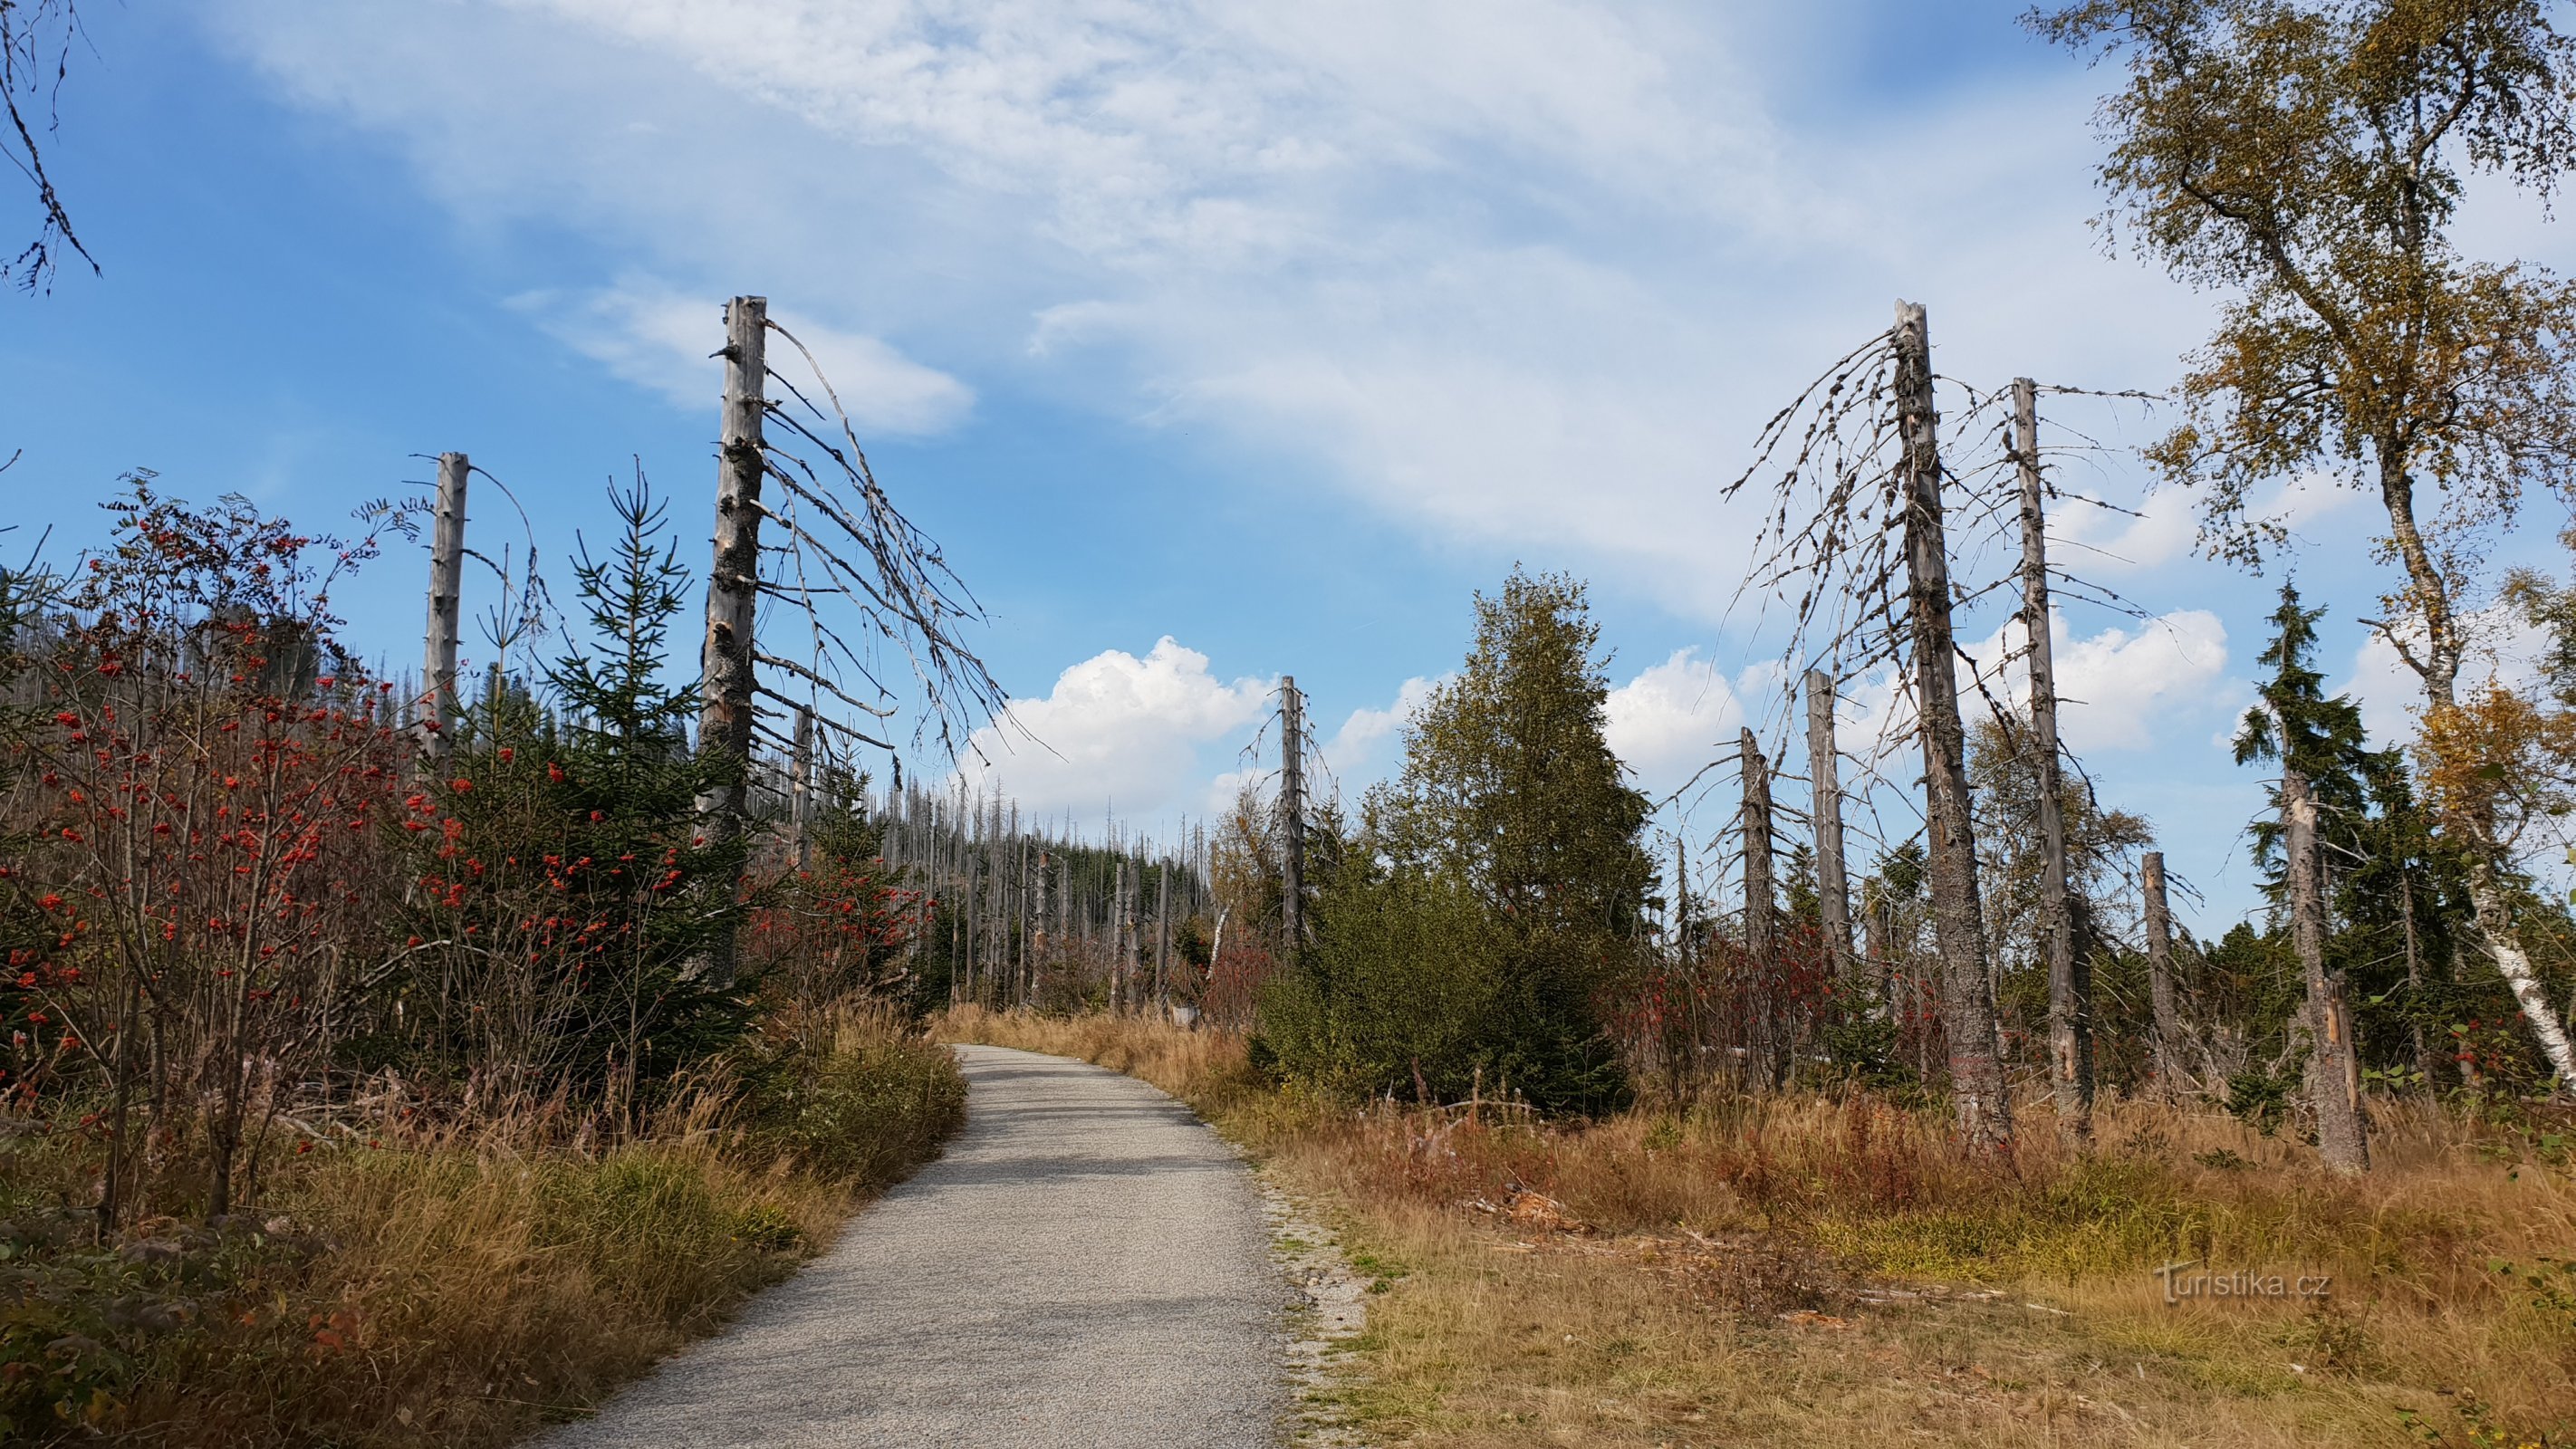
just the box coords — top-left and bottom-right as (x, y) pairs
(0, 1006), (965, 1446)
(937, 1007), (2576, 1447)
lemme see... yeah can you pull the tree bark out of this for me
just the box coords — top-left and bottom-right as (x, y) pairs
(692, 296), (767, 987)
(418, 451), (468, 762)
(1741, 727), (1782, 1089)
(2401, 868), (2435, 1089)
(2142, 850), (2184, 1098)
(1112, 856), (1129, 1013)
(1280, 676), (1305, 963)
(1805, 668), (1854, 994)
(791, 705), (814, 871)
(2287, 771), (2369, 1173)
(1895, 301), (2012, 1149)
(2015, 378), (2091, 1143)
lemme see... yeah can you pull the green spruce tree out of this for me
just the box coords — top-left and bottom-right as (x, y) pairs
(1260, 569), (1649, 1113)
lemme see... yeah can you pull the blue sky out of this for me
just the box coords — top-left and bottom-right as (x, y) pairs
(5, 1), (2571, 936)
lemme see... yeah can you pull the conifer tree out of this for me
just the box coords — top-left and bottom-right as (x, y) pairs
(1261, 569), (1649, 1113)
(398, 476), (750, 1099)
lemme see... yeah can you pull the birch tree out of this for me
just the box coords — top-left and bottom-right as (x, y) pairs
(2035, 0), (2576, 1081)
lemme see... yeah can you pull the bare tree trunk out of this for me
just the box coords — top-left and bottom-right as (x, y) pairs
(2142, 849), (2184, 1098)
(1156, 859), (1171, 1011)
(1741, 727), (1781, 1089)
(1804, 668), (1853, 993)
(2287, 771), (2368, 1173)
(418, 451), (468, 762)
(1896, 301), (2011, 1149)
(691, 296), (767, 987)
(1112, 856), (1129, 1013)
(1280, 676), (1306, 962)
(2015, 377), (2091, 1143)
(791, 705), (814, 870)
(2400, 870), (2437, 1089)
(1867, 894), (1894, 1022)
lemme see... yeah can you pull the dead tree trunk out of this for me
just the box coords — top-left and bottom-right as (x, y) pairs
(1895, 300), (2011, 1149)
(2142, 849), (2184, 1098)
(1112, 856), (1129, 1013)
(1156, 859), (1171, 1010)
(1741, 727), (1781, 1089)
(791, 705), (814, 870)
(2014, 377), (2091, 1143)
(691, 295), (768, 987)
(1866, 893), (1893, 1021)
(1804, 668), (1854, 993)
(418, 451), (468, 762)
(2400, 871), (2437, 1089)
(2286, 771), (2369, 1173)
(1280, 676), (1306, 963)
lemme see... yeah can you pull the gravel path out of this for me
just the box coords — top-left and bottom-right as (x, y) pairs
(533, 1044), (1288, 1448)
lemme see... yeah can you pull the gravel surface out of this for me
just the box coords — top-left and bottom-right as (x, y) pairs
(533, 1044), (1288, 1448)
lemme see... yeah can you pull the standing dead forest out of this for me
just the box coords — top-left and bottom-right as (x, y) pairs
(10, 3), (2576, 1447)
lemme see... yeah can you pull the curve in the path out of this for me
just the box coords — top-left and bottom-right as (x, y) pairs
(533, 1044), (1287, 1448)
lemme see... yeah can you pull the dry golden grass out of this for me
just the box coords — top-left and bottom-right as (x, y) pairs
(938, 1009), (2576, 1447)
(2, 1007), (965, 1447)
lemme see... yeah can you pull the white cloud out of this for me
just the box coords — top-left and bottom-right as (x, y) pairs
(1316, 675), (1441, 803)
(2046, 471), (2360, 576)
(1603, 648), (1761, 801)
(1957, 609), (2231, 753)
(956, 638), (1270, 820)
(202, 0), (2233, 622)
(516, 281), (975, 437)
(2343, 605), (2551, 744)
(2052, 610), (2232, 752)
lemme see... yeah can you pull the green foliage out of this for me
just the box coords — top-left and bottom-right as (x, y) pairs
(1815, 1012), (1922, 1102)
(2488, 1254), (2576, 1337)
(1261, 570), (1647, 1115)
(0, 1207), (321, 1441)
(2031, 0), (2576, 567)
(741, 1019), (968, 1187)
(389, 477), (753, 1099)
(2226, 1068), (2295, 1137)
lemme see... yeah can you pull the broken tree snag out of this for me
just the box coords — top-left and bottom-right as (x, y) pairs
(1895, 300), (2011, 1150)
(2015, 376), (2091, 1144)
(1804, 667), (1854, 994)
(2286, 770), (2369, 1174)
(1280, 675), (1307, 964)
(2141, 849), (2184, 1098)
(791, 705), (814, 870)
(418, 451), (468, 762)
(1740, 726), (1781, 1089)
(692, 295), (769, 987)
